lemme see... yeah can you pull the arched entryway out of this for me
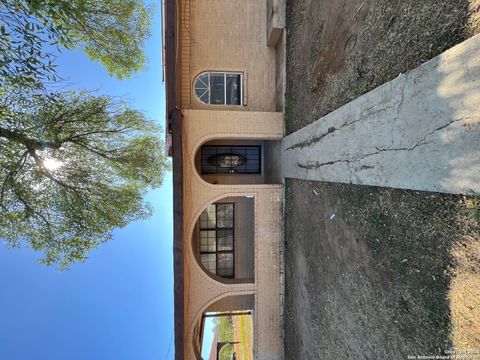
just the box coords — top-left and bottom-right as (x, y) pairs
(193, 295), (255, 360)
(192, 196), (255, 284)
(194, 139), (282, 185)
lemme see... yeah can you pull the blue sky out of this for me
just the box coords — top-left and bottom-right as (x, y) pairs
(201, 318), (215, 359)
(0, 3), (174, 360)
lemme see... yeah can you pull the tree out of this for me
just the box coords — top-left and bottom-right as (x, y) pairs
(0, 0), (152, 87)
(0, 88), (169, 268)
(213, 316), (234, 359)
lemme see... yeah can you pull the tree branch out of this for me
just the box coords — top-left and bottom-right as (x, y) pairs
(0, 150), (29, 205)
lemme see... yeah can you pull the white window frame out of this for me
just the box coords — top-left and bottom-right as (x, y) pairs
(193, 71), (243, 106)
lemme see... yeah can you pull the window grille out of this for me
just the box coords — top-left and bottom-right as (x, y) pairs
(199, 203), (235, 278)
(201, 146), (261, 174)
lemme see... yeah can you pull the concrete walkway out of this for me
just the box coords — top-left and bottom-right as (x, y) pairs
(283, 34), (480, 194)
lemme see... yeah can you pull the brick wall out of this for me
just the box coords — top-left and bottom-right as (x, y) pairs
(180, 0), (276, 111)
(175, 1), (284, 358)
(206, 294), (255, 313)
(181, 109), (284, 359)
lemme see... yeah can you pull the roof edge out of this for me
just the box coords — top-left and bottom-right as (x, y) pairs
(164, 0), (185, 359)
(164, 0), (177, 157)
(171, 109), (184, 360)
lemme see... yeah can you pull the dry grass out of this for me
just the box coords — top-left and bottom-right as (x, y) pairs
(286, 0), (480, 134)
(232, 315), (253, 360)
(337, 188), (480, 352)
(449, 197), (480, 349)
(284, 0), (480, 357)
(284, 181), (480, 359)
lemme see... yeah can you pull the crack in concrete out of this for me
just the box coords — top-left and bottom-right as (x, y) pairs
(295, 117), (465, 170)
(285, 103), (392, 151)
(286, 126), (337, 151)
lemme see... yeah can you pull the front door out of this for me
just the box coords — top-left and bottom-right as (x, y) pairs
(201, 145), (261, 174)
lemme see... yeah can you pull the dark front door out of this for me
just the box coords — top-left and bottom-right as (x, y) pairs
(201, 145), (261, 174)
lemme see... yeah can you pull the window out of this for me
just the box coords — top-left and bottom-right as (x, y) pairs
(201, 145), (261, 174)
(199, 203), (235, 278)
(194, 72), (242, 105)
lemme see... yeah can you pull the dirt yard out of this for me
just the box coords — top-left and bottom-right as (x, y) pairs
(284, 0), (480, 359)
(285, 0), (480, 134)
(284, 181), (480, 359)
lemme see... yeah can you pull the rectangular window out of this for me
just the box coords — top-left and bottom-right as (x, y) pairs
(201, 145), (261, 174)
(210, 73), (225, 105)
(226, 73), (241, 105)
(199, 203), (235, 278)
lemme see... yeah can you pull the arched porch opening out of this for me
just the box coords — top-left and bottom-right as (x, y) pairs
(192, 196), (255, 284)
(194, 295), (255, 360)
(194, 138), (282, 185)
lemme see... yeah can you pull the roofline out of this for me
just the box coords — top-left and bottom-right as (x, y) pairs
(164, 0), (185, 359)
(165, 0), (177, 122)
(171, 109), (184, 360)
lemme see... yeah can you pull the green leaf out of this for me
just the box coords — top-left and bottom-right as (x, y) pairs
(0, 89), (168, 269)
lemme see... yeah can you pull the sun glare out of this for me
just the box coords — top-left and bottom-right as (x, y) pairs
(42, 158), (64, 171)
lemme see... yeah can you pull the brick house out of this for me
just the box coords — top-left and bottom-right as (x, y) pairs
(164, 1), (286, 359)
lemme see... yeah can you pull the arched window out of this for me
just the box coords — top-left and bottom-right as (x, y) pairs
(194, 72), (243, 105)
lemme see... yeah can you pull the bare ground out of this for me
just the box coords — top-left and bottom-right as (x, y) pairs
(285, 0), (480, 134)
(284, 181), (480, 359)
(284, 0), (480, 359)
